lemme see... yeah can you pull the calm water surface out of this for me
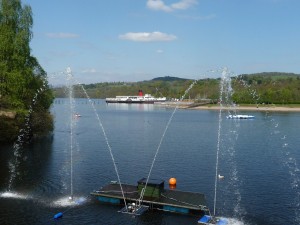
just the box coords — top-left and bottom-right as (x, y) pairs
(1, 98), (300, 225)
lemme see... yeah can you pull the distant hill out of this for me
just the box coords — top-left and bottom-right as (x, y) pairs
(151, 76), (190, 82)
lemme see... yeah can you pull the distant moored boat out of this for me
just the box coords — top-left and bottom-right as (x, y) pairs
(105, 90), (166, 104)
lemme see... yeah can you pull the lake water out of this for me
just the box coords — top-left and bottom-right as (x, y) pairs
(1, 98), (300, 225)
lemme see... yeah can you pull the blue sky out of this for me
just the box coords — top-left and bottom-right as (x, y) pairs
(23, 0), (300, 85)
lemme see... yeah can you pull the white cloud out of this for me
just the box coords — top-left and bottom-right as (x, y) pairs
(45, 32), (79, 39)
(119, 31), (177, 42)
(156, 49), (164, 53)
(171, 0), (198, 10)
(147, 0), (172, 12)
(147, 0), (198, 12)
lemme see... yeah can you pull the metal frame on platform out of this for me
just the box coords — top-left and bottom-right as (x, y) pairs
(118, 203), (149, 216)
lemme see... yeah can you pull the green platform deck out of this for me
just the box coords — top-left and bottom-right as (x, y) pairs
(91, 182), (210, 216)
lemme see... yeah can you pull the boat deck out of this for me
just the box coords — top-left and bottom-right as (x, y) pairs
(91, 183), (210, 215)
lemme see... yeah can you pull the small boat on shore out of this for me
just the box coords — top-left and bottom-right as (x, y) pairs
(226, 114), (255, 119)
(105, 90), (166, 104)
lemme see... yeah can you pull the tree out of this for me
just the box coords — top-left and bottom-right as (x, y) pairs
(0, 0), (33, 107)
(0, 0), (54, 143)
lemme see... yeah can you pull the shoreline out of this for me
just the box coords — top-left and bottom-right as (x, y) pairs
(190, 105), (300, 112)
(157, 102), (300, 112)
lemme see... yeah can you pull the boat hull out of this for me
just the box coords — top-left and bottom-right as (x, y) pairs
(105, 92), (166, 104)
(105, 100), (156, 104)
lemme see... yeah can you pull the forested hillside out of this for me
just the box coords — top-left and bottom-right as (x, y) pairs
(53, 72), (300, 105)
(232, 72), (300, 104)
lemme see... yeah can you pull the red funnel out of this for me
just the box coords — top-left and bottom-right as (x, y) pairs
(138, 90), (143, 96)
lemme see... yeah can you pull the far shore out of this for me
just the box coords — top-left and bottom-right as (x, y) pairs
(158, 102), (300, 112)
(190, 105), (300, 112)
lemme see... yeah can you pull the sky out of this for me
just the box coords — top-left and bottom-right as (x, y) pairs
(23, 0), (300, 85)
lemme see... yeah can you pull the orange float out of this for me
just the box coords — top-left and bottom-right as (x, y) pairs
(169, 177), (177, 186)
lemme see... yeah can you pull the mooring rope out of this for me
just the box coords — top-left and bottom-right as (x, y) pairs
(78, 83), (128, 210)
(160, 193), (209, 210)
(139, 80), (198, 204)
(60, 71), (128, 210)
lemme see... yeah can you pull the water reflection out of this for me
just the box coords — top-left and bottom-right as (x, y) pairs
(0, 136), (53, 194)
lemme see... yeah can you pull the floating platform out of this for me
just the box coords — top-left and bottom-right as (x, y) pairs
(91, 178), (210, 216)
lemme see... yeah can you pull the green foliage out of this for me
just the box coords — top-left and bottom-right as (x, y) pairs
(232, 73), (300, 104)
(0, 119), (19, 143)
(0, 0), (54, 143)
(31, 111), (54, 137)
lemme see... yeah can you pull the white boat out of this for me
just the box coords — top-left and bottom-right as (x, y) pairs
(226, 114), (255, 119)
(105, 90), (166, 104)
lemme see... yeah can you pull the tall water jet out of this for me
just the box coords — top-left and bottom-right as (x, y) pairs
(213, 69), (226, 216)
(66, 67), (74, 200)
(213, 68), (243, 217)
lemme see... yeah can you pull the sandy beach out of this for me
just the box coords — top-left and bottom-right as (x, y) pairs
(191, 105), (300, 112)
(158, 102), (300, 112)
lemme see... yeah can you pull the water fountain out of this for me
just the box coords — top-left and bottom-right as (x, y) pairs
(66, 67), (74, 201)
(51, 68), (90, 208)
(199, 68), (244, 225)
(2, 77), (49, 198)
(0, 67), (246, 224)
(46, 68), (90, 217)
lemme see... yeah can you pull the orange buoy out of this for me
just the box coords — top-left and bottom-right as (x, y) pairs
(169, 178), (177, 186)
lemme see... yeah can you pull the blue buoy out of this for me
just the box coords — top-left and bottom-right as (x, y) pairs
(54, 212), (63, 219)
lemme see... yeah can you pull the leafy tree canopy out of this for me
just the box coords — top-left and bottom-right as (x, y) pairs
(0, 0), (54, 143)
